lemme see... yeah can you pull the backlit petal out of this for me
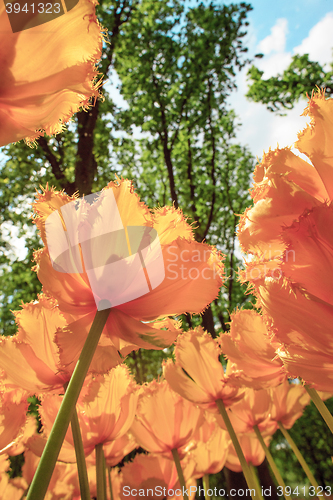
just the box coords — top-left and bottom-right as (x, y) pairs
(0, 0), (103, 146)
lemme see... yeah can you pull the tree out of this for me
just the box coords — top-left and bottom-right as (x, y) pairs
(1, 0), (255, 337)
(246, 53), (333, 114)
(0, 0), (137, 335)
(114, 0), (255, 333)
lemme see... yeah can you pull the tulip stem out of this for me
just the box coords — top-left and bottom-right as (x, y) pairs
(26, 308), (111, 500)
(216, 399), (258, 500)
(248, 464), (264, 500)
(96, 443), (107, 500)
(203, 474), (211, 499)
(304, 385), (333, 435)
(71, 407), (91, 500)
(108, 467), (114, 500)
(171, 448), (188, 499)
(278, 421), (319, 488)
(253, 425), (290, 500)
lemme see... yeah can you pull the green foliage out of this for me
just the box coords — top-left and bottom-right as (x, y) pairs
(246, 54), (333, 114)
(0, 146), (43, 334)
(8, 454), (25, 479)
(114, 0), (255, 328)
(0, 0), (255, 337)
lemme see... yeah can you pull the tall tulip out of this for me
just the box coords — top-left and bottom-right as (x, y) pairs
(220, 309), (285, 390)
(237, 91), (333, 432)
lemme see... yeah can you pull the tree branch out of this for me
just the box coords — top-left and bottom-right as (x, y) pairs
(38, 137), (75, 194)
(202, 79), (217, 240)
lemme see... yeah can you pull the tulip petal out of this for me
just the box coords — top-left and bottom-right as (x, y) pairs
(296, 91), (333, 200)
(119, 240), (223, 320)
(282, 205), (333, 305)
(0, 0), (103, 146)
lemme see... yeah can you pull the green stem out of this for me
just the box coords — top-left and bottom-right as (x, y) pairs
(305, 385), (333, 434)
(71, 407), (91, 500)
(108, 467), (114, 500)
(203, 474), (210, 499)
(216, 399), (258, 500)
(278, 422), (319, 488)
(96, 443), (107, 500)
(248, 464), (264, 500)
(253, 425), (290, 500)
(171, 448), (188, 500)
(26, 308), (111, 500)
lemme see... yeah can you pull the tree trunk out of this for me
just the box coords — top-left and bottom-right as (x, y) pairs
(74, 101), (100, 195)
(201, 306), (216, 337)
(223, 468), (248, 500)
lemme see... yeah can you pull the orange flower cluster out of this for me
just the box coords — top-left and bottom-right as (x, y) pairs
(0, 226), (312, 498)
(1, 13), (331, 491)
(163, 318), (311, 475)
(0, 178), (227, 497)
(0, 299), (315, 498)
(238, 92), (333, 392)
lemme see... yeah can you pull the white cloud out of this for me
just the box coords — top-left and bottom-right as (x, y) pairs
(257, 18), (288, 55)
(227, 11), (333, 161)
(293, 12), (333, 67)
(257, 52), (292, 79)
(254, 19), (291, 79)
(229, 79), (310, 159)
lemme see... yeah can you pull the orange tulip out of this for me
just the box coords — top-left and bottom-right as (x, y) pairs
(269, 381), (310, 429)
(255, 274), (333, 391)
(164, 328), (244, 412)
(27, 395), (94, 463)
(11, 449), (77, 499)
(0, 296), (122, 396)
(0, 464), (26, 500)
(83, 366), (138, 446)
(278, 346), (333, 393)
(0, 390), (27, 454)
(220, 309), (285, 389)
(120, 454), (195, 500)
(190, 413), (230, 477)
(5, 415), (37, 457)
(56, 459), (99, 500)
(238, 93), (331, 258)
(33, 180), (224, 354)
(102, 433), (137, 467)
(217, 388), (277, 437)
(130, 380), (204, 459)
(28, 365), (138, 462)
(238, 92), (333, 390)
(0, 0), (103, 147)
(0, 456), (23, 500)
(225, 435), (267, 473)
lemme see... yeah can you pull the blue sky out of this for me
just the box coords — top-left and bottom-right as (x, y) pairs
(248, 0), (333, 51)
(226, 1), (333, 158)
